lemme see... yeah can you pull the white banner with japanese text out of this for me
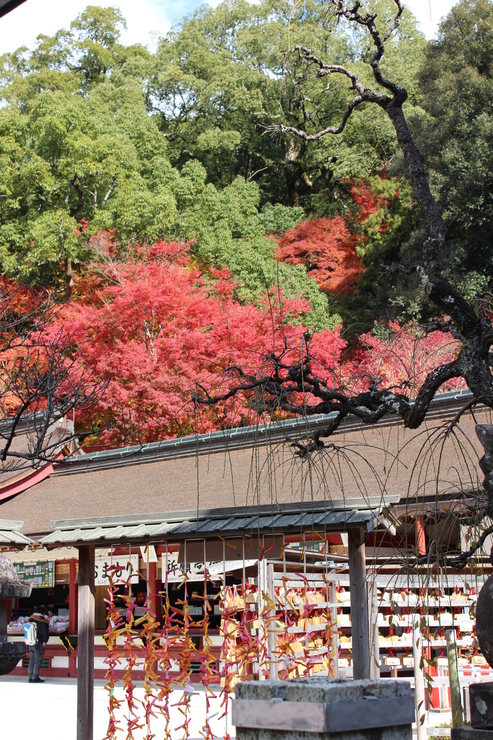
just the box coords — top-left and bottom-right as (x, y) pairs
(95, 554), (140, 586)
(161, 552), (222, 583)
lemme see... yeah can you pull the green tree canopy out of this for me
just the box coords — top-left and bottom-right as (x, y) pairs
(0, 4), (333, 328)
(416, 0), (493, 299)
(149, 0), (425, 212)
(0, 6), (176, 290)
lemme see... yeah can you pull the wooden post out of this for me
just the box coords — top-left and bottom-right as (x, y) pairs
(416, 517), (427, 556)
(68, 558), (78, 676)
(348, 528), (369, 679)
(77, 545), (95, 740)
(267, 562), (278, 680)
(148, 560), (160, 626)
(446, 628), (463, 727)
(69, 558), (78, 634)
(413, 616), (426, 740)
(257, 558), (267, 680)
(368, 574), (380, 679)
(328, 580), (339, 678)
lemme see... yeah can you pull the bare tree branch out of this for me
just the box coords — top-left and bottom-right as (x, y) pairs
(447, 524), (493, 569)
(268, 95), (364, 140)
(265, 0), (493, 410)
(404, 360), (461, 428)
(333, 0), (405, 95)
(420, 320), (463, 341)
(0, 280), (106, 470)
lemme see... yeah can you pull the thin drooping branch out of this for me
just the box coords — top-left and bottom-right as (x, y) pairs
(446, 397), (478, 436)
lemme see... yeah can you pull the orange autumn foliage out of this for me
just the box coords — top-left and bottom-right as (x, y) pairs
(276, 179), (393, 296)
(276, 216), (364, 295)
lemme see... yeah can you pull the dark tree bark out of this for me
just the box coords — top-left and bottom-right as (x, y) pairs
(196, 0), (493, 564)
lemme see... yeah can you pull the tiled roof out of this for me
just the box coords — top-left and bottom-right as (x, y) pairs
(52, 390), (474, 475)
(40, 496), (398, 547)
(0, 391), (488, 541)
(0, 519), (33, 545)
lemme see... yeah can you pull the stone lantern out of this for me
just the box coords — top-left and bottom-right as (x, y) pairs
(0, 552), (31, 675)
(452, 425), (493, 740)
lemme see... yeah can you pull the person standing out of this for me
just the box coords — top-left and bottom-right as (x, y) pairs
(28, 607), (50, 683)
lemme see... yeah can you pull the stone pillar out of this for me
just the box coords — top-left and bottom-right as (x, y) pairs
(233, 678), (414, 740)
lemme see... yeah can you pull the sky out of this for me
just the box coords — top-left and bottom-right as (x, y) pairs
(0, 0), (459, 54)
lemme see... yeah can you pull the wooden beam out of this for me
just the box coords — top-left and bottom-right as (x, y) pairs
(348, 527), (370, 679)
(148, 560), (160, 626)
(77, 545), (95, 740)
(69, 558), (78, 635)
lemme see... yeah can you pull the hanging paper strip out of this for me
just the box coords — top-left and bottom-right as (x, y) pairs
(103, 556), (336, 738)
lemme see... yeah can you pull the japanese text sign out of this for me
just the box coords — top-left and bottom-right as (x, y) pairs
(95, 554), (140, 586)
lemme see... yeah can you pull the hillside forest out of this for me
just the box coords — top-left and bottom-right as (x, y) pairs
(0, 0), (491, 450)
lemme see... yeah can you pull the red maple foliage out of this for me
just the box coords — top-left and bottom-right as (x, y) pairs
(276, 179), (397, 296)
(0, 279), (47, 415)
(349, 322), (464, 397)
(49, 237), (346, 447)
(277, 216), (364, 295)
(0, 278), (103, 450)
(33, 233), (465, 449)
(350, 180), (388, 223)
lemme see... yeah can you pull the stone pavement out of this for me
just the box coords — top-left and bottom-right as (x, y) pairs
(0, 674), (454, 740)
(0, 675), (233, 740)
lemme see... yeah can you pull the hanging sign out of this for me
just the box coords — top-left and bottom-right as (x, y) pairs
(95, 554), (140, 586)
(161, 553), (222, 583)
(14, 560), (54, 589)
